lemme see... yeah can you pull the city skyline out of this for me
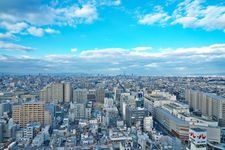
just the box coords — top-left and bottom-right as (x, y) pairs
(1, 0), (225, 75)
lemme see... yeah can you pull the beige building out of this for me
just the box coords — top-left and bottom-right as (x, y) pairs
(40, 82), (72, 103)
(12, 102), (45, 127)
(52, 83), (64, 103)
(64, 82), (72, 103)
(185, 89), (225, 127)
(95, 87), (105, 103)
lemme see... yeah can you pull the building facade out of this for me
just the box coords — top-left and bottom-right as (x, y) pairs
(12, 102), (45, 127)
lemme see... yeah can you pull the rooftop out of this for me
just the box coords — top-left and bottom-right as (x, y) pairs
(190, 128), (206, 132)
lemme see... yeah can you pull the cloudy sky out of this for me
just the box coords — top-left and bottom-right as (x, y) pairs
(0, 0), (225, 75)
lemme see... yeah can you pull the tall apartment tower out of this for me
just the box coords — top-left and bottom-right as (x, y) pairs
(40, 82), (71, 103)
(64, 82), (72, 103)
(12, 102), (45, 127)
(185, 89), (225, 126)
(73, 89), (88, 103)
(52, 83), (64, 103)
(96, 87), (105, 103)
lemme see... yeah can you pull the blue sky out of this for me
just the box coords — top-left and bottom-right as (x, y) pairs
(0, 0), (225, 75)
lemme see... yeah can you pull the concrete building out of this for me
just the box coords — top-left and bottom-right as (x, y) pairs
(125, 106), (148, 127)
(24, 125), (34, 140)
(144, 90), (175, 117)
(32, 132), (44, 147)
(95, 87), (105, 103)
(52, 83), (64, 103)
(0, 101), (12, 117)
(40, 82), (72, 103)
(44, 110), (52, 126)
(185, 89), (225, 127)
(103, 107), (118, 127)
(189, 128), (207, 150)
(154, 107), (189, 141)
(143, 116), (153, 132)
(87, 89), (96, 102)
(104, 98), (114, 108)
(103, 98), (118, 127)
(73, 89), (87, 103)
(0, 118), (16, 143)
(0, 122), (3, 143)
(69, 103), (85, 121)
(114, 87), (123, 104)
(12, 102), (45, 127)
(64, 82), (72, 103)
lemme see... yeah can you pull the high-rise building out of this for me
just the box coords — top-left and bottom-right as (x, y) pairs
(96, 87), (105, 103)
(40, 82), (70, 103)
(185, 89), (225, 127)
(114, 87), (122, 102)
(0, 101), (12, 117)
(64, 82), (72, 103)
(87, 89), (96, 102)
(12, 102), (45, 127)
(0, 123), (3, 143)
(52, 83), (64, 103)
(73, 89), (87, 103)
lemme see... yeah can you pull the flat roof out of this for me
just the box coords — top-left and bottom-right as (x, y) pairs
(205, 93), (225, 101)
(190, 128), (206, 132)
(189, 89), (225, 101)
(155, 107), (189, 125)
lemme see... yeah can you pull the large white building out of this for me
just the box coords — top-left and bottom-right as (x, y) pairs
(144, 90), (176, 117)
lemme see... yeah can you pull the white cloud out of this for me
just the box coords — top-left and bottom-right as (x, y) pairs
(138, 6), (170, 25)
(73, 5), (98, 23)
(0, 21), (28, 33)
(45, 28), (60, 34)
(27, 27), (44, 37)
(145, 63), (159, 68)
(0, 32), (13, 39)
(18, 55), (33, 59)
(1, 43), (225, 75)
(139, 13), (170, 25)
(138, 0), (225, 31)
(79, 48), (128, 58)
(0, 41), (35, 52)
(172, 0), (225, 30)
(0, 3), (98, 26)
(27, 27), (59, 37)
(99, 0), (121, 6)
(0, 55), (7, 61)
(71, 48), (78, 52)
(132, 46), (152, 51)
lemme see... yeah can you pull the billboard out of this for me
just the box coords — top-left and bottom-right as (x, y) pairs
(189, 128), (207, 145)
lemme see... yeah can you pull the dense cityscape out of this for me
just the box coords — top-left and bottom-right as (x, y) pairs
(0, 74), (225, 149)
(1, 0), (225, 150)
